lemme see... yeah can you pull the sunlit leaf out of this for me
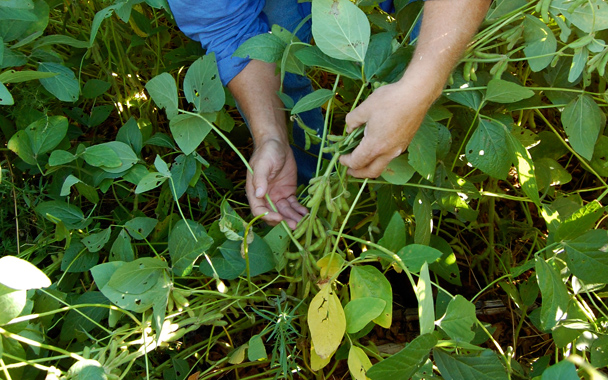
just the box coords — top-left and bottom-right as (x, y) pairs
(308, 284), (346, 359)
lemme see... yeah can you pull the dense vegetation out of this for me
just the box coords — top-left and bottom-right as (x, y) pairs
(1, 0), (608, 379)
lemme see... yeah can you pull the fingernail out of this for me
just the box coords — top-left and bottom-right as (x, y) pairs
(255, 187), (264, 198)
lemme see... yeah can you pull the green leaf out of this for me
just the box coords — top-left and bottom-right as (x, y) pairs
(170, 154), (197, 199)
(434, 349), (509, 380)
(82, 227), (112, 253)
(154, 154), (171, 177)
(555, 201), (604, 242)
(170, 113), (212, 155)
(108, 257), (168, 294)
(506, 129), (540, 205)
(344, 297), (386, 334)
(550, 0), (608, 33)
(49, 150), (75, 166)
(116, 117), (143, 154)
(381, 154), (416, 185)
(0, 69), (57, 83)
(35, 200), (88, 230)
(135, 172), (168, 194)
(540, 360), (579, 380)
(364, 32), (393, 81)
(409, 117), (438, 181)
(591, 335), (608, 368)
(34, 34), (89, 49)
(84, 144), (122, 168)
(145, 72), (178, 119)
(367, 334), (437, 380)
(295, 46), (362, 80)
(247, 335), (267, 362)
(59, 174), (82, 197)
(349, 266), (392, 328)
(234, 33), (285, 63)
(200, 239), (246, 280)
(89, 5), (116, 47)
(66, 359), (107, 380)
(82, 79), (111, 99)
(291, 89), (334, 115)
(397, 244), (443, 273)
(0, 256), (51, 290)
(535, 157), (572, 191)
(416, 263), (435, 335)
(38, 62), (79, 102)
(312, 0), (370, 62)
(25, 115), (68, 156)
(61, 241), (98, 273)
(110, 230), (134, 262)
(59, 292), (110, 341)
(536, 257), (569, 330)
(378, 211), (406, 253)
(7, 131), (36, 165)
(523, 15), (557, 72)
(183, 53), (225, 113)
(0, 81), (13, 105)
(0, 285), (26, 325)
(413, 190), (432, 245)
(466, 119), (511, 180)
(125, 217), (158, 240)
(437, 295), (477, 343)
(486, 79), (534, 103)
(169, 219), (213, 277)
(562, 94), (602, 161)
(429, 235), (462, 286)
(564, 229), (608, 284)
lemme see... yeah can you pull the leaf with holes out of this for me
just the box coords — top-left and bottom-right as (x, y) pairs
(437, 295), (477, 343)
(0, 82), (13, 105)
(169, 219), (213, 277)
(170, 154), (197, 199)
(82, 227), (112, 253)
(135, 172), (168, 194)
(108, 257), (168, 294)
(38, 62), (79, 102)
(308, 284), (346, 359)
(170, 114), (212, 155)
(466, 119), (511, 180)
(183, 53), (225, 113)
(125, 217), (158, 240)
(311, 0), (370, 62)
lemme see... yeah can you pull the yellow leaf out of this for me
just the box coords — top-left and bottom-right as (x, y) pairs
(348, 346), (372, 380)
(308, 284), (346, 359)
(310, 343), (333, 371)
(317, 254), (345, 280)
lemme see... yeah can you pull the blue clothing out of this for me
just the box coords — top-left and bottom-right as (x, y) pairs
(168, 0), (395, 85)
(168, 0), (397, 182)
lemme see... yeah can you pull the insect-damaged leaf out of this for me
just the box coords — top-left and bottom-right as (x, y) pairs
(308, 284), (346, 359)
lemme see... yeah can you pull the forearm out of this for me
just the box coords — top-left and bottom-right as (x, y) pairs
(227, 60), (289, 146)
(398, 0), (491, 99)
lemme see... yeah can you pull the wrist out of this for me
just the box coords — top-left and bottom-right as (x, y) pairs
(396, 67), (445, 104)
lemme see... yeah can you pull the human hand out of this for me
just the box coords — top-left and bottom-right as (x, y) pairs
(246, 138), (308, 229)
(339, 78), (437, 178)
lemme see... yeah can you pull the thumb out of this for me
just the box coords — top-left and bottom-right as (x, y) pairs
(252, 160), (271, 198)
(345, 103), (368, 133)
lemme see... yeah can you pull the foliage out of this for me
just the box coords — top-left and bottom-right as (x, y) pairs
(1, 0), (608, 379)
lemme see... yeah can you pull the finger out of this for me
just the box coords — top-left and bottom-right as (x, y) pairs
(276, 198), (305, 224)
(339, 136), (380, 170)
(246, 172), (282, 225)
(252, 159), (272, 198)
(345, 104), (368, 133)
(346, 154), (393, 179)
(288, 195), (308, 216)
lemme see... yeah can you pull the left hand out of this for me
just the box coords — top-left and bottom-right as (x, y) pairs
(339, 79), (435, 178)
(246, 138), (308, 229)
